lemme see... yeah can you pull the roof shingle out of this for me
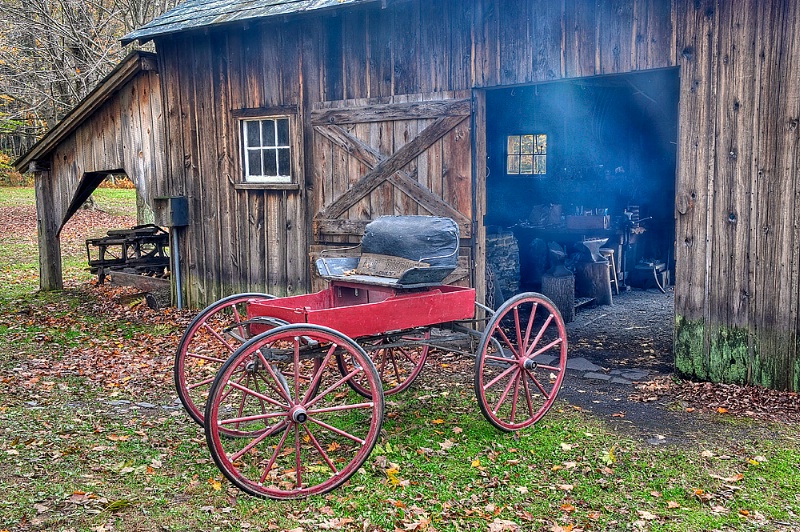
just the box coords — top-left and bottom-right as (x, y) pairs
(121, 0), (381, 45)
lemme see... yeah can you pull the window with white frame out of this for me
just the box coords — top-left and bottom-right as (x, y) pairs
(240, 116), (292, 183)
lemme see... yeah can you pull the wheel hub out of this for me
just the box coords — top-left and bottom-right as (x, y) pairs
(289, 406), (308, 424)
(523, 358), (537, 370)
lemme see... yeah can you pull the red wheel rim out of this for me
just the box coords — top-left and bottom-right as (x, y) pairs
(337, 329), (430, 398)
(205, 324), (384, 499)
(475, 293), (567, 432)
(174, 293), (275, 431)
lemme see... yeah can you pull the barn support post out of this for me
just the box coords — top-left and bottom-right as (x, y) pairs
(31, 160), (63, 291)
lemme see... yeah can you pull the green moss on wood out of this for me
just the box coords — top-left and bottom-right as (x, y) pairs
(675, 315), (800, 391)
(674, 315), (706, 379)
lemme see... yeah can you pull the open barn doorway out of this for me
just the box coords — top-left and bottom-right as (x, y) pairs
(482, 68), (680, 377)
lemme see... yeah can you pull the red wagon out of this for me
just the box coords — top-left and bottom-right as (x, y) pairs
(174, 216), (568, 499)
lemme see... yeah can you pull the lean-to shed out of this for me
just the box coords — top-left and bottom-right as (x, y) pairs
(18, 0), (800, 391)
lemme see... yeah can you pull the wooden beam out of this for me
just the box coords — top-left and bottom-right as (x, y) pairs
(311, 99), (471, 125)
(34, 167), (63, 291)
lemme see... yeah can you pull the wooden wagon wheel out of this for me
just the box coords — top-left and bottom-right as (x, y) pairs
(174, 293), (279, 431)
(474, 293), (568, 431)
(336, 328), (430, 398)
(205, 324), (384, 499)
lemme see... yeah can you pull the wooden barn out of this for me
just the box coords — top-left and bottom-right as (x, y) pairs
(16, 0), (800, 391)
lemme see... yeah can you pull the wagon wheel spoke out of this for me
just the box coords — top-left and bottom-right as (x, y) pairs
(475, 293), (568, 432)
(205, 324), (383, 499)
(492, 370), (521, 415)
(524, 314), (555, 358)
(339, 329), (429, 398)
(303, 425), (338, 474)
(174, 293), (276, 432)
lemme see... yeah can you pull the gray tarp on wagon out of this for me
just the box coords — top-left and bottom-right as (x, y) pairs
(360, 216), (459, 269)
(316, 216), (460, 288)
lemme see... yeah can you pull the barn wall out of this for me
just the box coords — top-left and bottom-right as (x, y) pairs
(673, 0), (800, 390)
(156, 0), (799, 389)
(48, 70), (165, 228)
(156, 0), (676, 307)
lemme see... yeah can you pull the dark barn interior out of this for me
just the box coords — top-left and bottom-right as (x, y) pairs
(484, 68), (680, 321)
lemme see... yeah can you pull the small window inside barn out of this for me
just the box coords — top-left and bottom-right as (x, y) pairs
(240, 117), (292, 183)
(507, 134), (546, 175)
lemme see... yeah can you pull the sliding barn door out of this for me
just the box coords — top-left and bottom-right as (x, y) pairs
(311, 92), (474, 289)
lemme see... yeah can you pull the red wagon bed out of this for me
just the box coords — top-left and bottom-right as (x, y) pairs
(247, 281), (475, 339)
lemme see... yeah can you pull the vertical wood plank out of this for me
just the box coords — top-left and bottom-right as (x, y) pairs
(447, 0), (473, 91)
(530, 0), (564, 81)
(366, 9), (393, 98)
(673, 0), (717, 378)
(597, 0), (635, 74)
(562, 0), (598, 77)
(472, 0), (500, 88)
(473, 90), (488, 306)
(391, 4), (420, 96)
(343, 11), (369, 100)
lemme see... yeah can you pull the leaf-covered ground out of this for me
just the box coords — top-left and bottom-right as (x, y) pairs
(1, 187), (800, 532)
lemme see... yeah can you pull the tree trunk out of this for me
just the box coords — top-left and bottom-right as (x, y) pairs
(541, 273), (575, 323)
(575, 261), (612, 306)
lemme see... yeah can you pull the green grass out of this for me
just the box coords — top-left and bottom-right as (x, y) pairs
(1, 188), (799, 531)
(91, 188), (138, 218)
(0, 186), (35, 206)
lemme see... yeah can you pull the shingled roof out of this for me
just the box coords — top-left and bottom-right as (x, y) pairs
(121, 0), (383, 45)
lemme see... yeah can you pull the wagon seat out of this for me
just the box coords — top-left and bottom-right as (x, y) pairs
(315, 215), (460, 289)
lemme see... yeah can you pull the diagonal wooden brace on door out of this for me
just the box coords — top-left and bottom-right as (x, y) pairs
(313, 123), (472, 234)
(314, 113), (470, 229)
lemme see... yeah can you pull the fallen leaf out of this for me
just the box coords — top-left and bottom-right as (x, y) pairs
(637, 510), (657, 520)
(439, 439), (455, 451)
(560, 503), (575, 513)
(600, 446), (616, 466)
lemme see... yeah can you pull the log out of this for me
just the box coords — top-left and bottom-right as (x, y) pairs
(575, 261), (613, 306)
(541, 273), (575, 323)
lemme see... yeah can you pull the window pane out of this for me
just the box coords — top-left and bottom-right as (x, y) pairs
(520, 135), (534, 154)
(507, 155), (520, 174)
(246, 121), (260, 148)
(519, 155), (533, 174)
(535, 134), (547, 154)
(534, 155), (547, 174)
(507, 135), (520, 155)
(264, 148), (278, 176)
(278, 148), (291, 176)
(247, 149), (262, 176)
(277, 119), (289, 145)
(262, 120), (276, 146)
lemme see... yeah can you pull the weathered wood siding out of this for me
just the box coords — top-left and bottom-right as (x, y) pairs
(674, 0), (800, 390)
(47, 69), (164, 230)
(154, 0), (799, 389)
